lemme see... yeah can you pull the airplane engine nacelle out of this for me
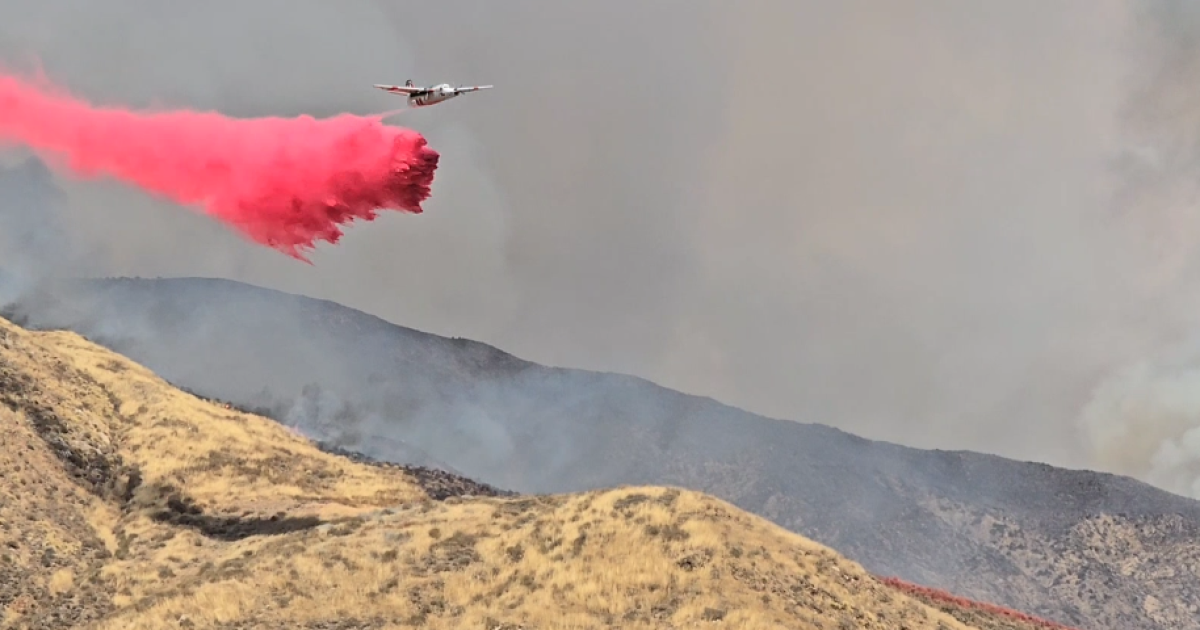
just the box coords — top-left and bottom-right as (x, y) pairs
(408, 92), (456, 108)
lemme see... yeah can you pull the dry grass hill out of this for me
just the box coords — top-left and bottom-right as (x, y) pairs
(0, 316), (1077, 629)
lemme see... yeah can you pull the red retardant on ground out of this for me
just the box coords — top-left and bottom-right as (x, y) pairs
(878, 576), (1082, 630)
(0, 72), (439, 262)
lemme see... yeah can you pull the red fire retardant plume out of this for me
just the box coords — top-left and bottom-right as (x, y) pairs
(0, 72), (439, 262)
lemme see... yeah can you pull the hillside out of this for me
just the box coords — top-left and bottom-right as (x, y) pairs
(5, 277), (1200, 629)
(0, 312), (1072, 629)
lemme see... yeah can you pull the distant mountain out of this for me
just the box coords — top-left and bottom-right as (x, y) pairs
(5, 275), (1199, 629)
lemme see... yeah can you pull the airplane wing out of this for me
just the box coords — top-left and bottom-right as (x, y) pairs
(451, 85), (493, 94)
(374, 83), (424, 94)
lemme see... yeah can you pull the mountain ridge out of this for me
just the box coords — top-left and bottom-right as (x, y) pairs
(3, 274), (1199, 629)
(0, 310), (1069, 629)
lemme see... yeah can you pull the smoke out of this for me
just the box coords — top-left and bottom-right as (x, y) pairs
(1073, 1), (1200, 499)
(7, 0), (1200, 497)
(1080, 343), (1200, 498)
(0, 71), (438, 262)
(0, 152), (76, 302)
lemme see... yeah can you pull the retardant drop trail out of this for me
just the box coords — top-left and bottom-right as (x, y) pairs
(0, 72), (439, 262)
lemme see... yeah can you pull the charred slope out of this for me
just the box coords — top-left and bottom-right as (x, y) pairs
(5, 276), (1200, 629)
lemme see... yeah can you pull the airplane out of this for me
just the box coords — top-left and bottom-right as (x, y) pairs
(372, 79), (493, 108)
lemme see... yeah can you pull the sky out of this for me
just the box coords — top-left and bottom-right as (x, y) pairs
(7, 1), (1200, 495)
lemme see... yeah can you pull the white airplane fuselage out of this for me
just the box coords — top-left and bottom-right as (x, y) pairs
(408, 84), (459, 108)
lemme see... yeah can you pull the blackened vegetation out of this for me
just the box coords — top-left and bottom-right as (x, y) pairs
(137, 483), (323, 541)
(316, 442), (518, 501)
(175, 383), (277, 421)
(0, 354), (141, 504)
(0, 348), (123, 627)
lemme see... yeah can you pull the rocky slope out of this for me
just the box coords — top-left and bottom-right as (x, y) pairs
(0, 313), (1069, 629)
(5, 276), (1200, 628)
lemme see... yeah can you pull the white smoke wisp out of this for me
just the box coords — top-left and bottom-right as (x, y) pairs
(1079, 339), (1200, 499)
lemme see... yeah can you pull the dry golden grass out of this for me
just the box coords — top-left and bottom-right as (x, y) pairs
(96, 488), (996, 630)
(0, 314), (1015, 629)
(0, 401), (115, 628)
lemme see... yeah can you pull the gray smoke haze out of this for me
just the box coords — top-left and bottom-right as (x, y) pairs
(1075, 0), (1200, 499)
(0, 151), (77, 298)
(7, 1), (1200, 495)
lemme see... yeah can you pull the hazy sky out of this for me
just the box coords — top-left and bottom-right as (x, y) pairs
(8, 1), (1200, 492)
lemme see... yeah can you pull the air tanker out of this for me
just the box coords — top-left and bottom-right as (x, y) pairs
(373, 79), (493, 108)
